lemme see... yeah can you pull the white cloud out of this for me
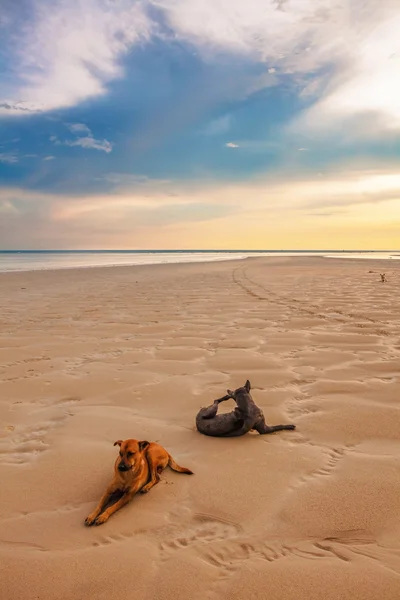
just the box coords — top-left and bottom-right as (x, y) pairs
(1, 0), (399, 139)
(43, 156), (55, 160)
(68, 123), (91, 135)
(289, 10), (400, 136)
(0, 0), (154, 115)
(225, 142), (239, 148)
(0, 153), (18, 164)
(51, 125), (113, 153)
(155, 0), (400, 135)
(154, 0), (347, 69)
(65, 136), (113, 153)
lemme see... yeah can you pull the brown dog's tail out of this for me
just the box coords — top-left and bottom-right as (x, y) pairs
(168, 454), (193, 475)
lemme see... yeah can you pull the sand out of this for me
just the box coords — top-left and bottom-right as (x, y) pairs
(1, 256), (399, 600)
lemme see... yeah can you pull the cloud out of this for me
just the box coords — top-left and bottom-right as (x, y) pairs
(156, 0), (400, 136)
(298, 175), (400, 211)
(0, 152), (18, 164)
(0, 0), (154, 115)
(2, 0), (398, 144)
(1, 163), (400, 249)
(304, 211), (341, 218)
(0, 183), (237, 250)
(154, 0), (347, 68)
(64, 137), (113, 153)
(285, 7), (400, 136)
(67, 123), (91, 135)
(102, 173), (173, 194)
(43, 156), (55, 161)
(223, 139), (284, 153)
(51, 124), (113, 153)
(0, 101), (42, 114)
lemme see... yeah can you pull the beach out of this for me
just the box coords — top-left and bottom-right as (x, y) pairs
(1, 255), (399, 599)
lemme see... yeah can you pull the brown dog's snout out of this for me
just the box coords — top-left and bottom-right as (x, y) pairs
(118, 462), (130, 472)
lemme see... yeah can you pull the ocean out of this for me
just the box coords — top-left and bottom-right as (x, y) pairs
(0, 250), (398, 273)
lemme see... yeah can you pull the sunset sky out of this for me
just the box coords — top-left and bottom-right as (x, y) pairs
(1, 0), (399, 250)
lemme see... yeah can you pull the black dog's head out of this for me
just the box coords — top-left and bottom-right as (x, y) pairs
(227, 379), (251, 400)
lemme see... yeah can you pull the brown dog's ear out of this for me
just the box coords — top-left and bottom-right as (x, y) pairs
(227, 389), (234, 397)
(245, 380), (251, 392)
(138, 440), (150, 451)
(113, 440), (123, 447)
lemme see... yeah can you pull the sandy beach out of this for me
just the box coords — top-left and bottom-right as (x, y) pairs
(1, 256), (399, 600)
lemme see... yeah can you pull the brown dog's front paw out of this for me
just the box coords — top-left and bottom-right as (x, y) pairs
(94, 513), (109, 525)
(140, 486), (150, 494)
(85, 514), (97, 526)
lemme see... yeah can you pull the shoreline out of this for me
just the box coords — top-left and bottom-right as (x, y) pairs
(0, 254), (248, 275)
(0, 251), (399, 276)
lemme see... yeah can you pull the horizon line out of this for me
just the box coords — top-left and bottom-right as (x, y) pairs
(0, 249), (398, 254)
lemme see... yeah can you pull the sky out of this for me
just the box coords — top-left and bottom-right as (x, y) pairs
(0, 0), (399, 250)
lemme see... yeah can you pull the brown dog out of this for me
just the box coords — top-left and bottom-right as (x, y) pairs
(85, 439), (193, 526)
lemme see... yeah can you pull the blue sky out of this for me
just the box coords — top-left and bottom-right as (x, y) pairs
(1, 0), (399, 249)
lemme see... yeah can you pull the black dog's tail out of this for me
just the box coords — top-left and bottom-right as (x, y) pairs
(269, 424), (296, 432)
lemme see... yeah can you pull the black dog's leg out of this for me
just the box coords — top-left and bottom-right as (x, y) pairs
(220, 418), (254, 437)
(200, 395), (231, 420)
